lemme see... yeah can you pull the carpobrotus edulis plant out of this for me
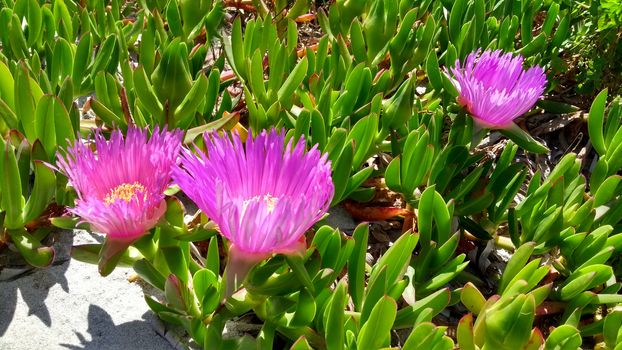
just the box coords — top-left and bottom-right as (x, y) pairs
(448, 49), (547, 129)
(55, 126), (183, 274)
(173, 129), (334, 295)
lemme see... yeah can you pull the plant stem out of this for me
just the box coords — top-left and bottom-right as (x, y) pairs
(223, 245), (264, 299)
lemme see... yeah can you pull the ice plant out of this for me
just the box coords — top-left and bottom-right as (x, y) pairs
(55, 126), (183, 266)
(448, 49), (547, 129)
(173, 129), (334, 295)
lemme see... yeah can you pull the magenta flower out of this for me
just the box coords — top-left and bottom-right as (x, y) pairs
(56, 126), (183, 242)
(173, 129), (334, 258)
(448, 49), (547, 128)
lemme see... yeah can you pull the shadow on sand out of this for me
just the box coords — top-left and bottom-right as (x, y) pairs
(59, 305), (171, 350)
(0, 231), (72, 336)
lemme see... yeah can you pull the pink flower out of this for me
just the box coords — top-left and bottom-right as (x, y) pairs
(448, 50), (547, 128)
(173, 129), (334, 257)
(56, 126), (183, 241)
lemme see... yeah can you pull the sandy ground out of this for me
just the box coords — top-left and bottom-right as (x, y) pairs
(0, 231), (174, 350)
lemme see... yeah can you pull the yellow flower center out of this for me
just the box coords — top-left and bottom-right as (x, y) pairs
(263, 195), (278, 213)
(104, 182), (147, 206)
(243, 194), (279, 214)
